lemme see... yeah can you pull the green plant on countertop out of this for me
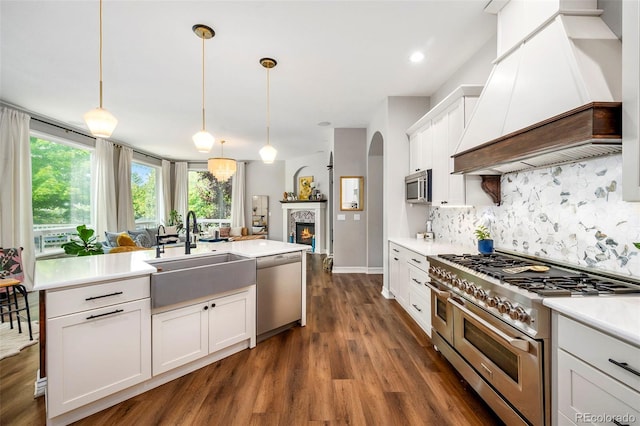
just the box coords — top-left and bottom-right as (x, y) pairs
(474, 225), (491, 240)
(167, 209), (184, 232)
(634, 242), (640, 250)
(61, 225), (104, 256)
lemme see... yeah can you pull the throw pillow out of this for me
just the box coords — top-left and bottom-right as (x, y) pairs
(105, 231), (125, 247)
(219, 227), (231, 238)
(230, 227), (242, 237)
(128, 229), (153, 248)
(116, 233), (136, 247)
(0, 247), (24, 281)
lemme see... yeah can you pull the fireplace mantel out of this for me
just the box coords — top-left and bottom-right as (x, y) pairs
(281, 201), (326, 254)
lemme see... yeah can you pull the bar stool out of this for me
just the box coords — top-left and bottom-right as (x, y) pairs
(0, 248), (33, 340)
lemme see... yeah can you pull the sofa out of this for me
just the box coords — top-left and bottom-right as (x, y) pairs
(101, 228), (184, 253)
(220, 226), (267, 242)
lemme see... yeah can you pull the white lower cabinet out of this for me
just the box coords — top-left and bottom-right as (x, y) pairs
(554, 314), (640, 425)
(152, 289), (253, 375)
(47, 297), (151, 418)
(388, 241), (431, 337)
(408, 264), (431, 337)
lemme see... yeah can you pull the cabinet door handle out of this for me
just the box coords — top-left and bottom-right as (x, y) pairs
(411, 258), (422, 264)
(392, 248), (399, 253)
(203, 305), (209, 311)
(441, 201), (448, 205)
(412, 278), (421, 284)
(608, 358), (640, 377)
(86, 309), (124, 320)
(85, 291), (123, 301)
(211, 303), (216, 308)
(393, 257), (399, 261)
(412, 304), (422, 312)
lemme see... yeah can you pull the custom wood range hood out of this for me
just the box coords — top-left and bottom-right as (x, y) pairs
(453, 0), (623, 182)
(454, 101), (622, 175)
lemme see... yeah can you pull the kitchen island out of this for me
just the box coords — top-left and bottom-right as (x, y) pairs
(34, 239), (309, 426)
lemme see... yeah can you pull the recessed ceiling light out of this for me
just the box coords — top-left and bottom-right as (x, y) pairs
(317, 121), (331, 127)
(410, 51), (425, 63)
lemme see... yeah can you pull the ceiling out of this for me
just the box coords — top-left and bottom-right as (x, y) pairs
(0, 1), (496, 162)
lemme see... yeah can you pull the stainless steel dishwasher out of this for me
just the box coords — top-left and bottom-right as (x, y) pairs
(256, 251), (302, 340)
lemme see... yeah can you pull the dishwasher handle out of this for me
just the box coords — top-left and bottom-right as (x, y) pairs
(257, 252), (302, 269)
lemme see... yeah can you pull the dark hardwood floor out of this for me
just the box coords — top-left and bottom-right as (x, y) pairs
(0, 254), (503, 425)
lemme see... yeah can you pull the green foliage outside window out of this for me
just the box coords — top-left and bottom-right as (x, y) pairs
(30, 137), (91, 225)
(131, 162), (157, 222)
(188, 171), (232, 220)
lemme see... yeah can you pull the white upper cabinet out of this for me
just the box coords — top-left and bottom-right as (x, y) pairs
(408, 85), (492, 206)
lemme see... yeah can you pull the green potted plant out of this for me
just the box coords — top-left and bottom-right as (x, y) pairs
(167, 209), (184, 233)
(61, 225), (104, 256)
(474, 225), (494, 254)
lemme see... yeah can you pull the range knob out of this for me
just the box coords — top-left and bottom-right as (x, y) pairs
(498, 300), (513, 315)
(487, 297), (500, 308)
(474, 288), (488, 301)
(509, 306), (530, 323)
(452, 278), (462, 288)
(429, 266), (435, 275)
(465, 283), (477, 295)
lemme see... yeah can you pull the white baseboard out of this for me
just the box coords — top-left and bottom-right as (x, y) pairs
(381, 287), (393, 299)
(34, 369), (46, 398)
(331, 266), (368, 274)
(367, 267), (383, 274)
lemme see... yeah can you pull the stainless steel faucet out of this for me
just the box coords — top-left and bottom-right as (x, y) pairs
(156, 224), (167, 258)
(185, 210), (198, 254)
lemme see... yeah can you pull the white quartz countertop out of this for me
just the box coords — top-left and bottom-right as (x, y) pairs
(388, 237), (474, 257)
(544, 297), (640, 347)
(34, 239), (310, 291)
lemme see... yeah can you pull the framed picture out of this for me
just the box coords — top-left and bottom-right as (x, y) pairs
(298, 176), (313, 200)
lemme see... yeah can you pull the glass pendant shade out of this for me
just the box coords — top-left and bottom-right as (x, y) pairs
(84, 107), (118, 138)
(208, 157), (237, 182)
(193, 130), (215, 153)
(259, 143), (277, 164)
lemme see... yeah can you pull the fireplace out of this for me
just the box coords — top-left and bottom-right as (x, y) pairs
(295, 222), (315, 246)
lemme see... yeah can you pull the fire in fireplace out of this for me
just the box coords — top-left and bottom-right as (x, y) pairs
(295, 222), (315, 245)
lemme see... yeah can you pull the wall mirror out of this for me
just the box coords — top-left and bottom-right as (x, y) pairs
(251, 195), (268, 233)
(340, 176), (364, 211)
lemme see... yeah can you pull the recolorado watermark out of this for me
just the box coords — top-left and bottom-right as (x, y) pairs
(575, 413), (637, 424)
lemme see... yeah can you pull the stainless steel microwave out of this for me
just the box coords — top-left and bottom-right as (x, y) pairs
(405, 170), (432, 204)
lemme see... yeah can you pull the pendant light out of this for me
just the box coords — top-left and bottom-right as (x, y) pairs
(208, 140), (237, 182)
(84, 0), (118, 138)
(259, 58), (278, 163)
(192, 24), (215, 153)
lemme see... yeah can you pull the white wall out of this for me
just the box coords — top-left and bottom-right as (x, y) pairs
(284, 151), (330, 199)
(431, 34), (496, 106)
(244, 160), (285, 241)
(367, 135), (383, 270)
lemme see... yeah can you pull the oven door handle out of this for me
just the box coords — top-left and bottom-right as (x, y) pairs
(448, 298), (530, 352)
(425, 280), (450, 298)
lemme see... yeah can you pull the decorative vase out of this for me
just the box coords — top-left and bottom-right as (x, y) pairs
(478, 239), (494, 254)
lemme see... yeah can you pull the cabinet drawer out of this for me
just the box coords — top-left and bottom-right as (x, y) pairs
(408, 286), (431, 337)
(389, 243), (407, 260)
(408, 264), (429, 295)
(47, 275), (150, 318)
(406, 254), (428, 273)
(558, 315), (640, 391)
(557, 350), (640, 424)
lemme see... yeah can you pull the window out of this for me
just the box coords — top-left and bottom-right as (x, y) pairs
(188, 170), (232, 230)
(30, 135), (92, 254)
(131, 162), (158, 229)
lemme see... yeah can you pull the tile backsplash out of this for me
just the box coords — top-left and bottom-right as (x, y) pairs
(428, 154), (640, 278)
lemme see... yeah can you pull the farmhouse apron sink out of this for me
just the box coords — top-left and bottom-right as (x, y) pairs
(147, 254), (256, 309)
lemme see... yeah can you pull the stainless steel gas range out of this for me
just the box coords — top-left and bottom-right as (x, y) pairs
(426, 250), (640, 426)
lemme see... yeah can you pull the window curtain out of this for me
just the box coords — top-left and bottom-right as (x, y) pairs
(230, 162), (246, 228)
(93, 139), (117, 238)
(174, 162), (188, 223)
(116, 145), (134, 230)
(0, 107), (35, 290)
(160, 160), (171, 225)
